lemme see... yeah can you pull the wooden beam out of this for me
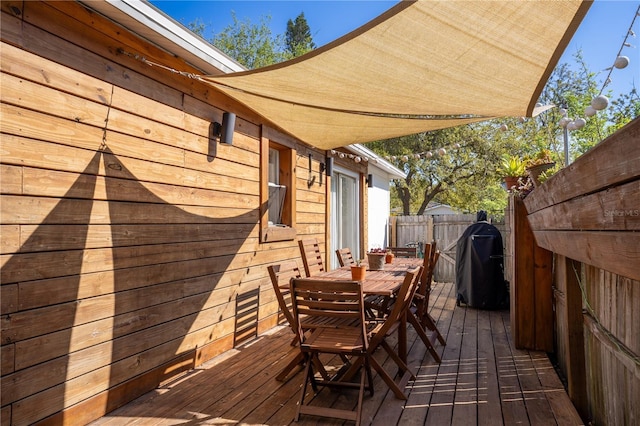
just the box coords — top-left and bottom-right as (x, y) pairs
(527, 179), (640, 231)
(533, 230), (640, 281)
(524, 117), (640, 214)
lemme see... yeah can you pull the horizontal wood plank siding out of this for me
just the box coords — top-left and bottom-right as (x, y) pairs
(0, 1), (336, 424)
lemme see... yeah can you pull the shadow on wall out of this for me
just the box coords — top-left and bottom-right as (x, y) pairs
(1, 148), (258, 424)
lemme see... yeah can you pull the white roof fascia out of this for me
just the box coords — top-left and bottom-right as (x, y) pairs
(345, 144), (406, 179)
(81, 0), (245, 75)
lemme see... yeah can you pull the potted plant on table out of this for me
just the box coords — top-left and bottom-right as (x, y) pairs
(367, 248), (386, 271)
(351, 259), (366, 281)
(385, 249), (395, 264)
(499, 155), (526, 191)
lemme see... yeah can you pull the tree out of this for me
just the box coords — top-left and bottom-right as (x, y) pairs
(189, 12), (316, 69)
(368, 123), (509, 217)
(205, 12), (287, 69)
(285, 13), (316, 57)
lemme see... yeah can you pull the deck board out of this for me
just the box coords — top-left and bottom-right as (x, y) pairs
(90, 282), (583, 425)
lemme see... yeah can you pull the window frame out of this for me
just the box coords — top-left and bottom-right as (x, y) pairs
(260, 129), (297, 242)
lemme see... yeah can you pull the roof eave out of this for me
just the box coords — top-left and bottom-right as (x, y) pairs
(79, 0), (245, 75)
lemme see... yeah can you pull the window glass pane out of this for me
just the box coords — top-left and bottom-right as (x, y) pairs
(330, 170), (359, 267)
(268, 148), (279, 184)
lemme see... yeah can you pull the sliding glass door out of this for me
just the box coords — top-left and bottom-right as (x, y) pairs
(330, 168), (360, 268)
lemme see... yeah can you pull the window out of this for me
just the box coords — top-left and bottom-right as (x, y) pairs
(268, 148), (286, 225)
(260, 132), (296, 242)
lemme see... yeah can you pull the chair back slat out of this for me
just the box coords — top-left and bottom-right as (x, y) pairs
(290, 278), (366, 340)
(387, 246), (417, 258)
(298, 238), (325, 276)
(336, 248), (355, 267)
(267, 261), (303, 327)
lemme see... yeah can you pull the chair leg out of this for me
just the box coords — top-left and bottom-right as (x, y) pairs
(296, 355), (314, 422)
(424, 313), (447, 346)
(356, 364), (366, 426)
(408, 312), (442, 363)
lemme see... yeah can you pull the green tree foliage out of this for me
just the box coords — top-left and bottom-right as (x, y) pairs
(189, 12), (317, 69)
(207, 12), (288, 69)
(285, 13), (316, 57)
(368, 123), (509, 217)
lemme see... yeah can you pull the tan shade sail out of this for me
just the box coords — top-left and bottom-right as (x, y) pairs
(203, 0), (591, 149)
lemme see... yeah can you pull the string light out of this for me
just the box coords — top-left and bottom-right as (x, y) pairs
(561, 5), (639, 132)
(595, 4), (639, 98)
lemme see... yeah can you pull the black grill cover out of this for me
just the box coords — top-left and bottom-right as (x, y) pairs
(455, 215), (508, 310)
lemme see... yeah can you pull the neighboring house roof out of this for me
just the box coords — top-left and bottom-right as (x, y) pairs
(423, 203), (460, 215)
(81, 0), (245, 75)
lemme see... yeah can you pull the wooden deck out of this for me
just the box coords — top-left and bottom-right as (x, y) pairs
(90, 281), (584, 425)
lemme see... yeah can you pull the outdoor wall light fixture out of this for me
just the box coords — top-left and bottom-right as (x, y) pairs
(213, 112), (236, 145)
(324, 157), (333, 177)
(367, 174), (374, 188)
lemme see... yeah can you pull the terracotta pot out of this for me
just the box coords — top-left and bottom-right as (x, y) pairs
(385, 252), (395, 263)
(503, 176), (520, 190)
(367, 253), (385, 271)
(527, 162), (555, 188)
(351, 265), (366, 281)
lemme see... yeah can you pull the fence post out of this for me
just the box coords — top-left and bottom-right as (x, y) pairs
(389, 216), (397, 247)
(426, 215), (434, 243)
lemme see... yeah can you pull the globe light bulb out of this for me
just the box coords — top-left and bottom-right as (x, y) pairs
(584, 106), (597, 117)
(614, 56), (629, 69)
(574, 118), (586, 129)
(591, 95), (609, 111)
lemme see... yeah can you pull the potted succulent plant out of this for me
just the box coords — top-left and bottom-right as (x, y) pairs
(526, 149), (556, 187)
(351, 259), (366, 281)
(499, 155), (526, 190)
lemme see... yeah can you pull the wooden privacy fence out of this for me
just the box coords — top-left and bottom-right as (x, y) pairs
(520, 118), (639, 424)
(390, 214), (505, 282)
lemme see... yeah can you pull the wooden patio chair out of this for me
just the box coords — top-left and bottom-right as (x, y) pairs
(336, 247), (356, 267)
(343, 265), (423, 400)
(387, 246), (417, 258)
(298, 238), (325, 277)
(409, 242), (446, 362)
(290, 278), (374, 425)
(267, 261), (305, 381)
(267, 261), (332, 382)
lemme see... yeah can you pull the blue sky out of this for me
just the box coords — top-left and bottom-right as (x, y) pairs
(150, 0), (640, 100)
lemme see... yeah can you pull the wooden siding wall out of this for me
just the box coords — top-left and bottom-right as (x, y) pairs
(523, 118), (640, 425)
(0, 1), (337, 424)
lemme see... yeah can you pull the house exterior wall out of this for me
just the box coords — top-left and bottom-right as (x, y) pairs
(366, 169), (392, 251)
(0, 1), (368, 424)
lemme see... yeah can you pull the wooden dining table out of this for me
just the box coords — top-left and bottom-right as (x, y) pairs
(311, 257), (424, 364)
